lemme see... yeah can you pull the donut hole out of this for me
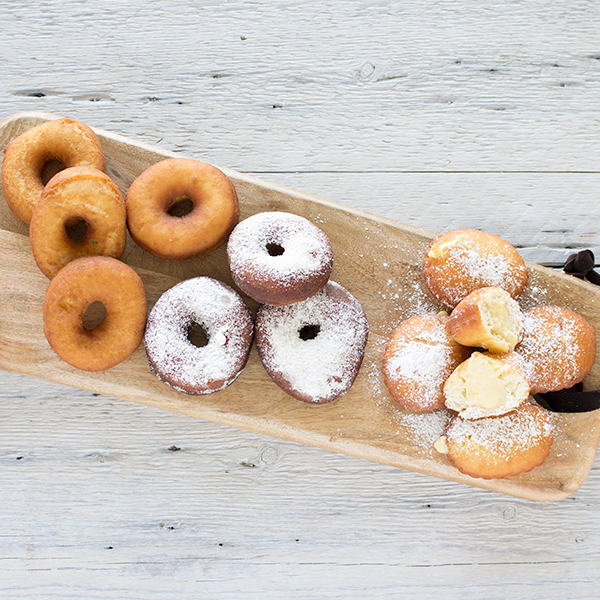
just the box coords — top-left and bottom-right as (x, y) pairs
(82, 301), (107, 331)
(64, 217), (89, 243)
(266, 243), (285, 257)
(299, 324), (321, 341)
(167, 195), (194, 217)
(41, 159), (65, 185)
(187, 322), (210, 348)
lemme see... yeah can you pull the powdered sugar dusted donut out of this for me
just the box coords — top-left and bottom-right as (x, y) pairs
(255, 282), (368, 403)
(514, 305), (596, 394)
(144, 277), (254, 395)
(383, 313), (471, 413)
(423, 229), (528, 309)
(443, 401), (553, 479)
(227, 211), (333, 306)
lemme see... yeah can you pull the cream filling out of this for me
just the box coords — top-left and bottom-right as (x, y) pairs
(444, 352), (529, 419)
(434, 435), (449, 454)
(479, 290), (524, 352)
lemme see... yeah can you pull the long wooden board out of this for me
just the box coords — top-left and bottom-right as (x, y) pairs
(1, 111), (599, 501)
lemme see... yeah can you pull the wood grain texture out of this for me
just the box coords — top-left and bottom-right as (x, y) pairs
(1, 111), (599, 503)
(1, 1), (600, 597)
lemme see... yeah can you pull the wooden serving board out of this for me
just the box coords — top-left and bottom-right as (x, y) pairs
(2, 111), (599, 502)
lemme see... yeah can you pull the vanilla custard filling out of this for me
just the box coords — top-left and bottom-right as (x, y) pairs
(479, 292), (523, 352)
(444, 352), (529, 419)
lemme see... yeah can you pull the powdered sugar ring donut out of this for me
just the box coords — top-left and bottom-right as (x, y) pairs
(144, 277), (254, 395)
(255, 281), (368, 403)
(227, 211), (334, 306)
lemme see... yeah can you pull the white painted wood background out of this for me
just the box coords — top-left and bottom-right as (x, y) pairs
(1, 1), (600, 598)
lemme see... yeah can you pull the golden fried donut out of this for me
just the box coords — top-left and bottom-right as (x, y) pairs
(447, 286), (524, 353)
(514, 305), (596, 394)
(382, 313), (471, 412)
(2, 118), (105, 224)
(43, 256), (147, 371)
(442, 401), (553, 479)
(29, 166), (127, 279)
(125, 158), (239, 259)
(423, 229), (528, 309)
(443, 351), (530, 420)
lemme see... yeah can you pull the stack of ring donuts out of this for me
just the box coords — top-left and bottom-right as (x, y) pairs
(382, 228), (597, 480)
(2, 117), (240, 373)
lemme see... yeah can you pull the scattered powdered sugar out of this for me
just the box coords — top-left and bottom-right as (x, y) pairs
(256, 281), (368, 403)
(227, 211), (333, 289)
(397, 409), (452, 448)
(144, 277), (253, 394)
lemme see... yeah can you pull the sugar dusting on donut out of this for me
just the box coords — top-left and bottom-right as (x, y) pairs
(255, 281), (368, 403)
(515, 305), (596, 393)
(144, 277), (254, 395)
(385, 343), (454, 405)
(227, 211), (334, 305)
(382, 314), (471, 412)
(423, 229), (529, 308)
(431, 248), (521, 308)
(446, 402), (553, 457)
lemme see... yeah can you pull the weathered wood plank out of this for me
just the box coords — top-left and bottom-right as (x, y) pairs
(1, 1), (600, 172)
(0, 373), (599, 599)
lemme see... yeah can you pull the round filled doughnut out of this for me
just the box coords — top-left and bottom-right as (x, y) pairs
(144, 277), (254, 395)
(447, 286), (524, 353)
(514, 305), (596, 394)
(255, 281), (368, 404)
(29, 166), (127, 279)
(125, 158), (239, 259)
(422, 229), (529, 309)
(2, 118), (105, 224)
(442, 401), (553, 479)
(382, 313), (471, 413)
(227, 211), (334, 306)
(43, 256), (147, 372)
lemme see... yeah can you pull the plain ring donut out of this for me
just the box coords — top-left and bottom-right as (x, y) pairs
(43, 256), (147, 372)
(227, 211), (334, 306)
(125, 158), (239, 259)
(29, 166), (127, 279)
(144, 276), (254, 395)
(2, 118), (105, 224)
